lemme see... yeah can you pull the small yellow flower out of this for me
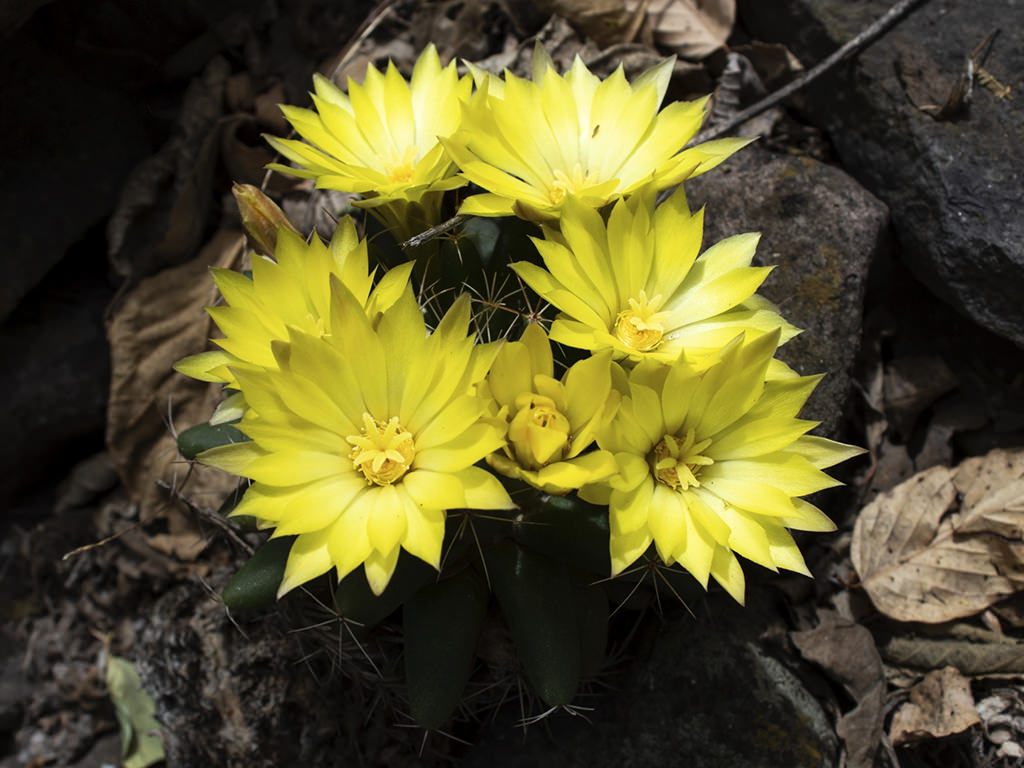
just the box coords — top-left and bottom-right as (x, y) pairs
(479, 323), (619, 494)
(441, 49), (750, 220)
(175, 218), (412, 402)
(199, 286), (515, 596)
(511, 189), (798, 370)
(580, 330), (863, 603)
(266, 45), (472, 240)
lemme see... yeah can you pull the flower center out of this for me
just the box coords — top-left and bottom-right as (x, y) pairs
(384, 145), (419, 184)
(548, 162), (596, 205)
(347, 413), (415, 485)
(649, 428), (713, 491)
(508, 393), (571, 470)
(614, 290), (668, 352)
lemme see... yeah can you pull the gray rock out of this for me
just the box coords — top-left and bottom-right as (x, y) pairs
(739, 0), (1024, 346)
(135, 580), (425, 767)
(686, 146), (888, 438)
(466, 594), (838, 768)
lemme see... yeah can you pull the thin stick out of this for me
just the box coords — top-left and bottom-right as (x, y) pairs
(327, 0), (398, 83)
(623, 0), (652, 44)
(697, 0), (932, 142)
(400, 213), (466, 249)
(155, 479), (255, 556)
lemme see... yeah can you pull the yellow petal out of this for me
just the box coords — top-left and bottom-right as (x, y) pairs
(402, 469), (467, 509)
(707, 417), (817, 461)
(271, 474), (368, 537)
(780, 498), (837, 533)
(414, 421), (507, 472)
(648, 484), (686, 561)
(367, 484), (407, 554)
(174, 350), (235, 383)
(787, 435), (866, 469)
(610, 527), (653, 576)
(672, 502), (716, 588)
(328, 492), (374, 581)
(454, 465), (516, 510)
(609, 479), (653, 535)
(400, 493), (445, 569)
(718, 506), (776, 572)
(363, 546), (401, 596)
(278, 530), (333, 597)
(245, 450), (346, 486)
(704, 454), (842, 497)
(699, 475), (800, 518)
(766, 526), (811, 576)
(198, 441), (266, 476)
(709, 546), (746, 604)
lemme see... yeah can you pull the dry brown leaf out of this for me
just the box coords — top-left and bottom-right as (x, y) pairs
(731, 41), (803, 90)
(954, 450), (1024, 539)
(851, 448), (1024, 623)
(880, 635), (1024, 675)
(890, 666), (980, 745)
(55, 452), (121, 514)
(791, 611), (886, 768)
(107, 57), (230, 280)
(993, 593), (1024, 628)
(530, 0), (630, 47)
(106, 228), (245, 525)
(624, 0), (734, 60)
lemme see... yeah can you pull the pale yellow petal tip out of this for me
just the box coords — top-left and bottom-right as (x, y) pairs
(363, 549), (401, 596)
(275, 576), (300, 600)
(174, 351), (233, 383)
(457, 192), (516, 217)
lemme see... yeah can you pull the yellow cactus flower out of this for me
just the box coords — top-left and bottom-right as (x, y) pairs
(579, 330), (863, 603)
(479, 323), (619, 494)
(199, 286), (516, 596)
(174, 217), (413, 397)
(510, 188), (797, 370)
(441, 48), (750, 220)
(266, 44), (472, 241)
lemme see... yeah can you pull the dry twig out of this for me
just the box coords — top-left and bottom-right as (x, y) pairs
(698, 0), (932, 141)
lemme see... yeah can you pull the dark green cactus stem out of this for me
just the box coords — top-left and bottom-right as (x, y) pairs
(333, 552), (436, 629)
(404, 568), (489, 729)
(486, 540), (582, 708)
(222, 536), (295, 614)
(177, 421), (247, 461)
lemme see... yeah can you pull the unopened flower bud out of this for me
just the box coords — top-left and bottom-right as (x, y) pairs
(232, 182), (299, 256)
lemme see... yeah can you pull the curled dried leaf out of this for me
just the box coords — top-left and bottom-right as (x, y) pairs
(624, 0), (735, 59)
(851, 448), (1024, 623)
(106, 229), (245, 523)
(889, 667), (980, 745)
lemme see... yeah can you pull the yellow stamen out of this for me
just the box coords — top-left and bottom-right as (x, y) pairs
(385, 145), (419, 184)
(649, 428), (713, 491)
(347, 413), (415, 485)
(614, 290), (668, 352)
(548, 162), (596, 205)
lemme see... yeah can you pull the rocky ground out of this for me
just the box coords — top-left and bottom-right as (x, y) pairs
(1, 1), (1022, 766)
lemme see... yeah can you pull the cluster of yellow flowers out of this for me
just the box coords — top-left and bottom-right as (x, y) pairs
(178, 45), (859, 603)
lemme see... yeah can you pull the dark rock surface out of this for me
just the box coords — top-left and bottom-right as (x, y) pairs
(0, 35), (150, 323)
(0, 240), (113, 507)
(135, 580), (415, 767)
(739, 0), (1024, 347)
(687, 146), (889, 438)
(466, 593), (838, 768)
